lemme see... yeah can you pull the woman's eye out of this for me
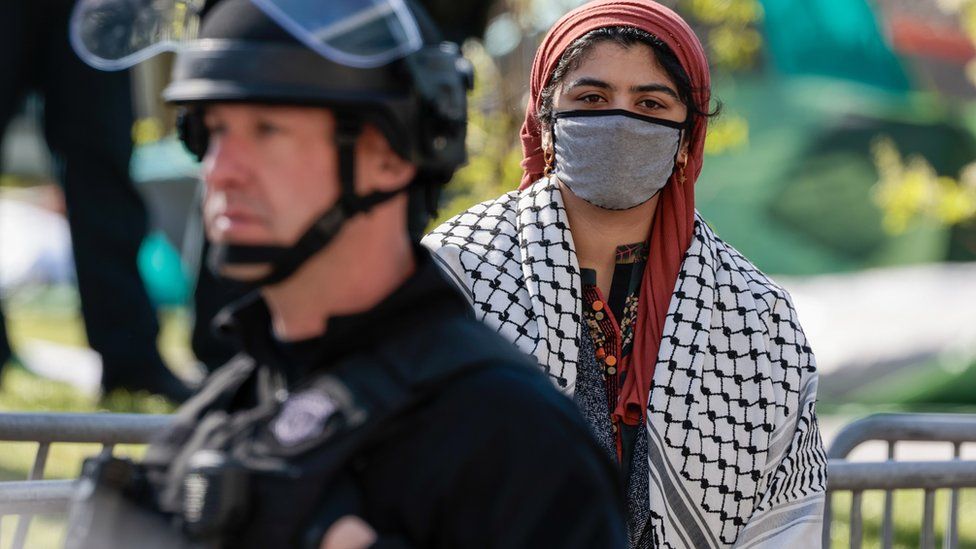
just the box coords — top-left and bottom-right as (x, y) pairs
(579, 94), (605, 103)
(638, 99), (664, 109)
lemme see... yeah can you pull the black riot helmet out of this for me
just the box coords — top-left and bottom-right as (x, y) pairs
(71, 0), (473, 286)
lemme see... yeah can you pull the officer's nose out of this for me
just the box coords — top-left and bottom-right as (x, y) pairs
(202, 135), (250, 192)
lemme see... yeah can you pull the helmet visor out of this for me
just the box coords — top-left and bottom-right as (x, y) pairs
(250, 0), (422, 68)
(71, 0), (422, 71)
(70, 0), (204, 71)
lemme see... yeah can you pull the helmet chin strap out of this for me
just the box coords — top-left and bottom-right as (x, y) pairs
(207, 113), (406, 287)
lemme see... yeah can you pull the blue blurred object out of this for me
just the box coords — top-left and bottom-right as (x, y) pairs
(130, 137), (200, 306)
(138, 230), (191, 306)
(760, 0), (911, 92)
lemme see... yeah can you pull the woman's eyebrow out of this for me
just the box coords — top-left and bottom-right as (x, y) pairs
(631, 83), (679, 98)
(566, 77), (614, 91)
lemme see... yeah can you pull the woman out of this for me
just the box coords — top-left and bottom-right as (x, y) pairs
(423, 1), (826, 547)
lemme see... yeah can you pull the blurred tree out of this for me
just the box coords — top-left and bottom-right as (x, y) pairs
(677, 0), (764, 71)
(861, 0), (976, 251)
(872, 137), (976, 234)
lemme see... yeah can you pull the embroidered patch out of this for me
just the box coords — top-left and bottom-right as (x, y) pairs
(272, 391), (339, 447)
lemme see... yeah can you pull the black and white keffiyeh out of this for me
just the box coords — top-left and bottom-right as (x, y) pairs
(423, 177), (827, 548)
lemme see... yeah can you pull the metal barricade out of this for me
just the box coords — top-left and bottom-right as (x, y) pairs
(824, 413), (976, 549)
(0, 412), (171, 549)
(1, 411), (975, 548)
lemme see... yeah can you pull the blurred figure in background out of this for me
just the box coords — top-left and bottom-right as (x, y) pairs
(425, 0), (827, 546)
(0, 0), (191, 401)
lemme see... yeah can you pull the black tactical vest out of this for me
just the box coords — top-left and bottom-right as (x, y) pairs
(67, 252), (537, 548)
(143, 313), (529, 548)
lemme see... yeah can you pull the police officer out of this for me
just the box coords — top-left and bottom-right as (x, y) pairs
(65, 0), (628, 547)
(186, 0), (501, 375)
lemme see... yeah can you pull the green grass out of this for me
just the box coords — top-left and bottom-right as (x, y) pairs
(0, 375), (164, 548)
(0, 300), (184, 548)
(0, 367), (176, 415)
(0, 289), (189, 408)
(828, 490), (976, 548)
(0, 515), (66, 549)
(819, 355), (976, 415)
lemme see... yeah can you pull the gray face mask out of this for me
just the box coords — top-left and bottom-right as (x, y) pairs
(552, 109), (683, 210)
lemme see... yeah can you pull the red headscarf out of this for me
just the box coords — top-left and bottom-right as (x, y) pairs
(518, 0), (711, 429)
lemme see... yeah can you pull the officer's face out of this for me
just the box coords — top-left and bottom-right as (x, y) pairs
(201, 104), (340, 267)
(200, 103), (417, 281)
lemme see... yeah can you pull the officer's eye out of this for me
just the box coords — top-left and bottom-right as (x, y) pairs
(256, 121), (283, 136)
(206, 122), (227, 136)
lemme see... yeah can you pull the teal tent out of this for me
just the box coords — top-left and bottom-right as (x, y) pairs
(759, 0), (911, 92)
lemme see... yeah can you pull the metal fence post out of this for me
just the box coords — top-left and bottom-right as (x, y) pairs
(825, 413), (976, 549)
(0, 413), (171, 549)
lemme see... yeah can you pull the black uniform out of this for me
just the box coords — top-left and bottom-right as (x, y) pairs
(134, 249), (627, 548)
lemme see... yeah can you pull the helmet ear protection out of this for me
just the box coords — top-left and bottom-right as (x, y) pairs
(176, 107), (209, 162)
(407, 43), (473, 180)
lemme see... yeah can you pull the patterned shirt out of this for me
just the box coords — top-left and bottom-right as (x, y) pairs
(579, 242), (648, 468)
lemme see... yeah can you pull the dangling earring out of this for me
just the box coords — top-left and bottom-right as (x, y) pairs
(543, 148), (555, 178)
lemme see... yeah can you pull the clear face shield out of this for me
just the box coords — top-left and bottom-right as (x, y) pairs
(70, 0), (424, 70)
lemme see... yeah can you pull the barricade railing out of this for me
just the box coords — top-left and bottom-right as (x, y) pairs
(1, 411), (975, 548)
(824, 413), (976, 549)
(0, 412), (171, 549)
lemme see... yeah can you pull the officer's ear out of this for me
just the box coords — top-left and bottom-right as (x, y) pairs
(356, 125), (417, 192)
